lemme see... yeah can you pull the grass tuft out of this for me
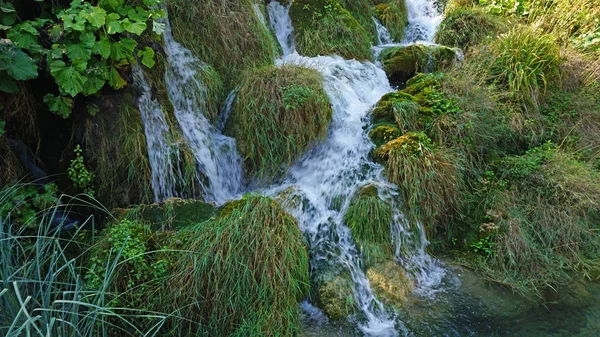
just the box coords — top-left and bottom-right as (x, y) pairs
(374, 0), (409, 42)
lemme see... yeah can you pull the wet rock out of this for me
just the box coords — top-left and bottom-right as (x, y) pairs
(367, 260), (415, 306)
(318, 273), (357, 320)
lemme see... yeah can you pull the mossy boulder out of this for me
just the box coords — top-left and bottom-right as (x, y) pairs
(375, 0), (409, 42)
(226, 65), (332, 181)
(369, 123), (403, 147)
(371, 91), (417, 122)
(379, 44), (462, 86)
(435, 7), (505, 50)
(168, 194), (310, 336)
(317, 273), (357, 319)
(337, 0), (379, 43)
(367, 261), (414, 307)
(289, 0), (372, 60)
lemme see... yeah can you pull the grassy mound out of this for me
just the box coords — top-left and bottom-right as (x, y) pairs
(289, 0), (372, 60)
(435, 7), (504, 50)
(226, 65), (332, 181)
(343, 184), (394, 267)
(338, 0), (379, 43)
(167, 0), (277, 89)
(379, 44), (460, 85)
(489, 26), (562, 110)
(375, 0), (409, 42)
(168, 195), (310, 337)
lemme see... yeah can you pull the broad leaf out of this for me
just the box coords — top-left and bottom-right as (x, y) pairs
(111, 38), (137, 61)
(152, 21), (165, 35)
(106, 13), (124, 34)
(82, 76), (106, 96)
(66, 43), (92, 62)
(92, 35), (112, 59)
(138, 46), (155, 68)
(108, 66), (127, 89)
(0, 70), (19, 93)
(122, 18), (146, 35)
(49, 60), (86, 97)
(79, 32), (96, 49)
(0, 1), (16, 26)
(85, 7), (107, 28)
(44, 94), (74, 118)
(6, 48), (38, 80)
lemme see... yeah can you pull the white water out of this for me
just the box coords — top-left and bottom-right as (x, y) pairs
(132, 65), (179, 202)
(264, 2), (445, 335)
(217, 88), (237, 133)
(403, 0), (445, 43)
(373, 17), (393, 45)
(162, 21), (244, 205)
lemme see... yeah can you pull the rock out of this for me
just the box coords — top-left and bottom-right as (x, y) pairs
(367, 260), (414, 306)
(318, 273), (357, 320)
(115, 198), (216, 230)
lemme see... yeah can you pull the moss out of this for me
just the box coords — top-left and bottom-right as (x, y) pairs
(380, 44), (461, 85)
(318, 274), (357, 319)
(375, 0), (409, 42)
(369, 123), (402, 147)
(372, 91), (416, 122)
(225, 65), (332, 181)
(289, 0), (372, 60)
(436, 7), (505, 50)
(344, 184), (394, 267)
(167, 0), (276, 89)
(366, 261), (414, 307)
(168, 194), (310, 336)
(337, 0), (379, 43)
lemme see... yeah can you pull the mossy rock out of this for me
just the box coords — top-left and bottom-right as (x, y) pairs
(226, 65), (332, 181)
(118, 198), (216, 230)
(375, 0), (409, 42)
(371, 91), (416, 122)
(367, 260), (414, 307)
(318, 273), (357, 319)
(379, 44), (461, 86)
(290, 0), (372, 60)
(373, 131), (432, 163)
(435, 7), (505, 50)
(369, 123), (403, 147)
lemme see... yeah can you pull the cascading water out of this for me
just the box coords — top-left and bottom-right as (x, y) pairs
(265, 2), (445, 335)
(163, 20), (244, 205)
(373, 17), (393, 45)
(403, 0), (445, 43)
(132, 65), (179, 202)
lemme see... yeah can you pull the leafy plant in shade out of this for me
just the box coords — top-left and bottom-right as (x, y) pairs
(4, 0), (164, 117)
(68, 145), (96, 197)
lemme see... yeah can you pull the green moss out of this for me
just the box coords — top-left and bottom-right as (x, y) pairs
(372, 91), (416, 122)
(226, 65), (332, 181)
(318, 273), (356, 319)
(435, 7), (505, 50)
(289, 0), (372, 60)
(369, 123), (402, 147)
(168, 194), (310, 336)
(344, 184), (394, 267)
(366, 261), (414, 307)
(337, 0), (379, 43)
(168, 0), (276, 89)
(380, 44), (460, 85)
(375, 0), (409, 42)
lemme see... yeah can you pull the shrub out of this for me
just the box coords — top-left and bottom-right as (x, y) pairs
(489, 26), (561, 110)
(167, 195), (310, 337)
(0, 182), (58, 230)
(289, 0), (372, 60)
(435, 7), (504, 49)
(375, 0), (409, 42)
(226, 65), (332, 181)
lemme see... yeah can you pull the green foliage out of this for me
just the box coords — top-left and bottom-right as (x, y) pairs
(0, 183), (58, 229)
(68, 145), (96, 197)
(435, 7), (505, 49)
(290, 0), (372, 60)
(478, 0), (532, 16)
(470, 234), (495, 256)
(167, 195), (310, 337)
(226, 65), (332, 181)
(489, 26), (561, 110)
(5, 0), (163, 117)
(375, 0), (409, 42)
(379, 44), (459, 85)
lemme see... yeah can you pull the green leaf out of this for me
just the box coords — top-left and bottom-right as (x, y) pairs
(82, 76), (106, 96)
(86, 103), (100, 116)
(106, 13), (124, 34)
(138, 47), (155, 68)
(7, 28), (41, 52)
(66, 43), (92, 62)
(111, 38), (137, 61)
(122, 18), (146, 35)
(5, 48), (38, 80)
(92, 35), (112, 59)
(152, 21), (165, 35)
(85, 7), (107, 28)
(79, 32), (96, 49)
(0, 70), (18, 94)
(0, 1), (16, 26)
(49, 60), (86, 97)
(108, 66), (127, 89)
(44, 94), (74, 118)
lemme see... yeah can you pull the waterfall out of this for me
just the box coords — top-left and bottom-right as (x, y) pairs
(264, 2), (445, 335)
(373, 17), (393, 45)
(403, 0), (445, 43)
(162, 20), (244, 205)
(217, 88), (238, 133)
(132, 65), (179, 202)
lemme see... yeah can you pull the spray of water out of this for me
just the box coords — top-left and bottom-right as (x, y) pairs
(403, 0), (445, 43)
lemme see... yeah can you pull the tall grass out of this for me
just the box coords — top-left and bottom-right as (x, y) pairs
(0, 191), (168, 337)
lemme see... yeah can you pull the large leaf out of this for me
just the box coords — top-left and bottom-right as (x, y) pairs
(0, 1), (16, 26)
(5, 48), (38, 81)
(122, 18), (146, 35)
(106, 13), (124, 34)
(82, 75), (106, 96)
(44, 94), (74, 118)
(110, 38), (137, 61)
(85, 7), (107, 28)
(138, 46), (155, 68)
(79, 32), (96, 49)
(92, 34), (112, 59)
(49, 60), (86, 97)
(108, 66), (127, 89)
(66, 43), (92, 62)
(0, 70), (19, 94)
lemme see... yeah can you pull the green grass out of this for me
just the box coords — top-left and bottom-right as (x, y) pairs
(290, 0), (372, 60)
(379, 45), (459, 85)
(489, 26), (562, 110)
(435, 7), (505, 50)
(375, 0), (409, 42)
(225, 65), (332, 181)
(166, 194), (310, 337)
